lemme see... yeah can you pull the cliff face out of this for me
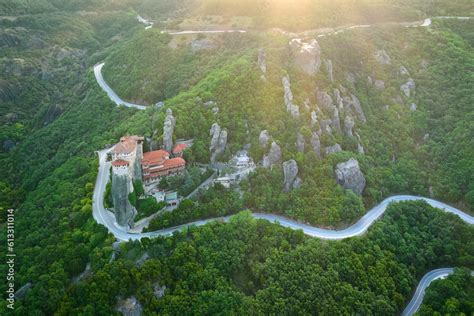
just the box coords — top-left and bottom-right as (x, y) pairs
(163, 109), (176, 152)
(131, 157), (142, 181)
(111, 173), (135, 227)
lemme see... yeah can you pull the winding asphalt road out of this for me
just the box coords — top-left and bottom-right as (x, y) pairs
(402, 268), (474, 316)
(93, 63), (147, 110)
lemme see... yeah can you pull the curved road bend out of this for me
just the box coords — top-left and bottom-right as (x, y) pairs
(93, 63), (147, 110)
(402, 268), (474, 316)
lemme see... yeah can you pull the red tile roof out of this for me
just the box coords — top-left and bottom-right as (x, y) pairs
(172, 143), (187, 154)
(142, 150), (170, 166)
(112, 159), (129, 167)
(114, 135), (143, 155)
(163, 157), (185, 168)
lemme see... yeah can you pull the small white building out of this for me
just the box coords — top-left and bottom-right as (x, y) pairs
(152, 190), (166, 203)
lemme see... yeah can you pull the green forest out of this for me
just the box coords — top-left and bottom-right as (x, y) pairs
(0, 0), (473, 314)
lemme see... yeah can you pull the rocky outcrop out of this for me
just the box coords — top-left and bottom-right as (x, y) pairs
(311, 132), (321, 158)
(259, 130), (270, 148)
(282, 76), (300, 118)
(283, 159), (299, 192)
(257, 49), (266, 74)
(320, 119), (333, 135)
(325, 144), (342, 155)
(296, 133), (305, 152)
(311, 111), (318, 127)
(210, 123), (221, 151)
(330, 107), (341, 133)
(334, 89), (344, 110)
(400, 78), (416, 98)
(112, 173), (135, 227)
(263, 141), (281, 168)
(116, 296), (143, 316)
(289, 38), (321, 75)
(373, 50), (391, 65)
(325, 59), (334, 82)
(334, 158), (366, 195)
(209, 123), (227, 163)
(153, 283), (166, 299)
(355, 133), (365, 154)
(343, 114), (355, 137)
(43, 104), (63, 125)
(316, 91), (333, 111)
(399, 65), (410, 76)
(343, 94), (366, 123)
(163, 109), (175, 151)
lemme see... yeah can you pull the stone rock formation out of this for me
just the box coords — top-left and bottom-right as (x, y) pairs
(282, 76), (300, 118)
(209, 123), (227, 163)
(355, 132), (365, 154)
(259, 130), (270, 148)
(334, 89), (344, 110)
(293, 177), (302, 189)
(325, 143), (342, 155)
(296, 133), (305, 152)
(209, 123), (221, 151)
(311, 111), (318, 126)
(283, 159), (299, 192)
(373, 49), (391, 65)
(343, 94), (366, 123)
(320, 119), (333, 135)
(399, 65), (410, 76)
(311, 132), (321, 158)
(289, 38), (321, 75)
(116, 296), (143, 316)
(330, 107), (341, 133)
(111, 172), (136, 227)
(334, 158), (366, 195)
(204, 100), (216, 107)
(163, 109), (175, 152)
(316, 90), (334, 111)
(153, 283), (166, 299)
(325, 59), (334, 82)
(400, 78), (416, 98)
(257, 49), (266, 74)
(344, 114), (355, 137)
(263, 141), (281, 168)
